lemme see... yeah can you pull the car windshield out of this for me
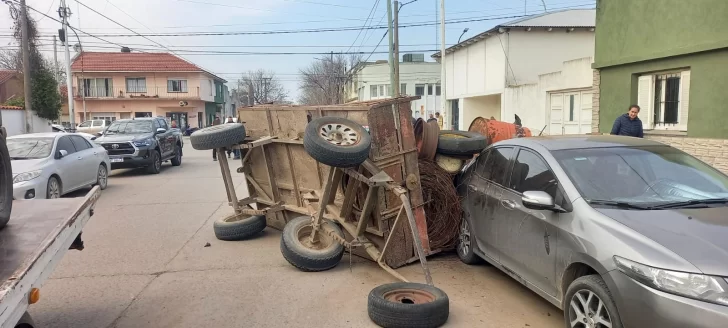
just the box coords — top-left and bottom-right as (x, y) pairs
(7, 137), (55, 160)
(105, 121), (153, 134)
(553, 146), (728, 206)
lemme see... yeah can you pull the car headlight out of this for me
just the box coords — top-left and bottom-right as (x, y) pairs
(614, 256), (728, 306)
(132, 138), (153, 147)
(13, 170), (43, 184)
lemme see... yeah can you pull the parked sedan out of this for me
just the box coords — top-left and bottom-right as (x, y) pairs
(9, 133), (109, 200)
(456, 135), (728, 328)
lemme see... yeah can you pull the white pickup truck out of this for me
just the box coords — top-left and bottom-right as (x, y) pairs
(0, 120), (100, 327)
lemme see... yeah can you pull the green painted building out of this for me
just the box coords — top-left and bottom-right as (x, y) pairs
(593, 0), (728, 172)
(204, 80), (227, 125)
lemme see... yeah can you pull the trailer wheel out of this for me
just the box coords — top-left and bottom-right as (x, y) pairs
(280, 216), (344, 272)
(304, 117), (371, 168)
(213, 213), (266, 241)
(190, 123), (246, 150)
(0, 133), (11, 229)
(436, 130), (487, 157)
(368, 282), (449, 328)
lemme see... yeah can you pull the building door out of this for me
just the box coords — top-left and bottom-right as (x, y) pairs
(451, 99), (460, 130)
(548, 91), (592, 135)
(165, 112), (188, 129)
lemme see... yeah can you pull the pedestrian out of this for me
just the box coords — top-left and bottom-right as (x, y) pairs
(225, 117), (235, 159)
(610, 105), (644, 138)
(212, 115), (221, 161)
(427, 113), (436, 123)
(435, 112), (443, 129)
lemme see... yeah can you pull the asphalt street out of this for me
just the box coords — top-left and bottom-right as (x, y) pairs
(31, 141), (562, 328)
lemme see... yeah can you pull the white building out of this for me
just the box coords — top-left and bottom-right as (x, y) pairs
(432, 9), (596, 132)
(1, 106), (52, 137)
(346, 55), (441, 119)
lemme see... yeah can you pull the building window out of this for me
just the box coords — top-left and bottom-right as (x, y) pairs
(435, 84), (441, 96)
(370, 85), (377, 98)
(80, 78), (113, 97)
(401, 83), (407, 95)
(637, 70), (690, 131)
(379, 85), (385, 97)
(125, 77), (147, 93)
(415, 84), (425, 96)
(427, 84), (433, 95)
(167, 79), (188, 93)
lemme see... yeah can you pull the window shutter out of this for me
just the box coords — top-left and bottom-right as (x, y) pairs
(679, 71), (690, 131)
(637, 75), (654, 130)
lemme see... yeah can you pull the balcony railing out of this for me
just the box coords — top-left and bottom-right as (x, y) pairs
(74, 86), (201, 100)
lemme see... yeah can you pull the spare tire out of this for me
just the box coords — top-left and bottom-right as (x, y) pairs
(304, 117), (371, 168)
(190, 123), (246, 150)
(436, 130), (487, 156)
(368, 282), (450, 328)
(213, 213), (267, 241)
(280, 216), (344, 272)
(0, 133), (12, 229)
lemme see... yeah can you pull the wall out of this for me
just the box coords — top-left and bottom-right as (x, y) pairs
(504, 57), (594, 134)
(444, 36), (506, 99)
(507, 30), (595, 85)
(594, 0), (728, 68)
(597, 49), (728, 139)
(70, 99), (206, 127)
(72, 72), (212, 100)
(1, 109), (52, 137)
(460, 94), (501, 129)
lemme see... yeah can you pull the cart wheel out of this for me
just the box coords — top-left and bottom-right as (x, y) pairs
(304, 117), (371, 168)
(190, 123), (246, 150)
(0, 133), (11, 229)
(368, 282), (449, 328)
(280, 216), (344, 272)
(436, 130), (487, 157)
(213, 213), (266, 241)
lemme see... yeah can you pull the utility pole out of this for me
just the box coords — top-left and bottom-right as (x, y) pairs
(19, 0), (33, 133)
(440, 0), (448, 129)
(386, 0), (395, 98)
(59, 0), (76, 129)
(53, 35), (59, 84)
(393, 1), (400, 97)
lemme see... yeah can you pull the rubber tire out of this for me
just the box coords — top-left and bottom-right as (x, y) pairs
(456, 217), (483, 265)
(171, 145), (182, 166)
(563, 275), (624, 328)
(0, 134), (11, 229)
(303, 117), (371, 168)
(280, 216), (344, 272)
(190, 123), (246, 150)
(95, 164), (108, 190)
(436, 130), (487, 156)
(368, 282), (450, 328)
(146, 150), (161, 174)
(213, 214), (266, 241)
(46, 176), (61, 199)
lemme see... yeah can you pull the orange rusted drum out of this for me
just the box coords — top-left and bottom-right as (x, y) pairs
(468, 117), (531, 145)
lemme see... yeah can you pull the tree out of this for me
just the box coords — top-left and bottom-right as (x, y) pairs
(5, 3), (61, 121)
(234, 69), (288, 105)
(298, 54), (361, 105)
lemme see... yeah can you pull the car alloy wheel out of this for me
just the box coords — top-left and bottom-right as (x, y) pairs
(458, 218), (471, 258)
(98, 165), (108, 189)
(47, 177), (60, 199)
(154, 154), (161, 171)
(569, 289), (612, 328)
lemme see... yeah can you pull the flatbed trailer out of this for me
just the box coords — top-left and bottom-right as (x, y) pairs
(0, 187), (100, 328)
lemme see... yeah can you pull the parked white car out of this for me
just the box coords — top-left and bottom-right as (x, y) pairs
(9, 133), (110, 200)
(76, 119), (112, 135)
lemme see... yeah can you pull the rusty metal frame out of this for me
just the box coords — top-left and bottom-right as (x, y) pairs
(218, 137), (433, 285)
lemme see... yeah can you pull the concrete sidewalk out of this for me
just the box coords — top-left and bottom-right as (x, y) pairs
(30, 145), (561, 328)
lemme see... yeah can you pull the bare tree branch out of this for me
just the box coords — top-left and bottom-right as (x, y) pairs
(233, 69), (288, 105)
(298, 53), (361, 105)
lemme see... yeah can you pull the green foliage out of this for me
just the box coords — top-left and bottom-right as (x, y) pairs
(30, 65), (61, 121)
(3, 96), (24, 108)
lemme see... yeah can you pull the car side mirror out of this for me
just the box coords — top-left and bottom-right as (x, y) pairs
(522, 191), (564, 212)
(57, 149), (68, 159)
(156, 128), (166, 134)
(95, 132), (103, 137)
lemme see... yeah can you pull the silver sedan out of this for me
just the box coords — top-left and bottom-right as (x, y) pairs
(9, 133), (110, 200)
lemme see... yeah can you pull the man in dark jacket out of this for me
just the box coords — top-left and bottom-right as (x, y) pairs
(212, 116), (221, 161)
(610, 105), (644, 138)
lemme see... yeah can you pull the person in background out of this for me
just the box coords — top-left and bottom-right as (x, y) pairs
(435, 112), (443, 129)
(610, 105), (644, 138)
(171, 120), (178, 129)
(427, 113), (436, 123)
(225, 117), (236, 159)
(212, 115), (221, 161)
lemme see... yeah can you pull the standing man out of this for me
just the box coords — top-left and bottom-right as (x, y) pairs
(212, 115), (221, 161)
(427, 113), (436, 123)
(610, 105), (644, 138)
(435, 112), (443, 129)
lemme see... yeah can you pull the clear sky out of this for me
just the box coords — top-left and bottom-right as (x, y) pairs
(0, 0), (596, 102)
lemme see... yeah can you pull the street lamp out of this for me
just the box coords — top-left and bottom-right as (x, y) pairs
(458, 28), (469, 43)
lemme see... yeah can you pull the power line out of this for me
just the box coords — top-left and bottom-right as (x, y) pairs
(363, 30), (389, 63)
(345, 0), (380, 54)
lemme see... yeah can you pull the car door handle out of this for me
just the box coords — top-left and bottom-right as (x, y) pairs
(77, 156), (83, 160)
(501, 199), (517, 209)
